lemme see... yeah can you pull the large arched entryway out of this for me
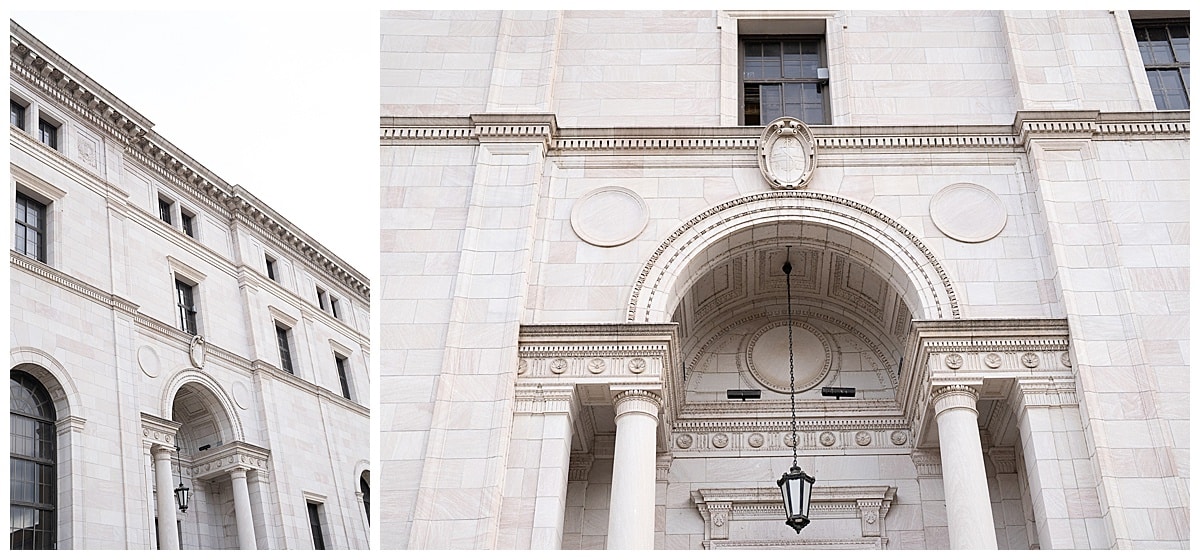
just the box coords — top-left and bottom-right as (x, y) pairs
(145, 375), (269, 550)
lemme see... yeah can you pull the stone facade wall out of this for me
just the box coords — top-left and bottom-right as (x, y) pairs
(380, 9), (1188, 550)
(10, 23), (370, 550)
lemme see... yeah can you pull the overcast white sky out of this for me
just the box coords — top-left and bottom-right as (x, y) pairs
(12, 10), (380, 280)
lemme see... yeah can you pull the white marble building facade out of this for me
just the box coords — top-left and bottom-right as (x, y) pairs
(10, 22), (371, 549)
(380, 10), (1189, 550)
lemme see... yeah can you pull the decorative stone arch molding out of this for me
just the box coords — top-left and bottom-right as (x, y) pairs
(160, 369), (246, 444)
(627, 190), (959, 324)
(11, 346), (84, 421)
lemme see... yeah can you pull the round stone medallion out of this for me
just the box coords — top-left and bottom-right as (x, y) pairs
(232, 381), (250, 410)
(137, 345), (160, 378)
(929, 183), (1007, 243)
(746, 320), (831, 394)
(570, 186), (649, 247)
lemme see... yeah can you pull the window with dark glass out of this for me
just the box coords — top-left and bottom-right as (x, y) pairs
(37, 119), (57, 150)
(330, 296), (341, 320)
(11, 370), (57, 550)
(307, 502), (326, 550)
(741, 36), (828, 125)
(335, 354), (352, 400)
(265, 255), (278, 282)
(180, 209), (196, 238)
(359, 474), (370, 525)
(1135, 19), (1190, 110)
(316, 287), (328, 312)
(175, 279), (198, 335)
(276, 324), (294, 374)
(11, 100), (26, 130)
(158, 198), (173, 226)
(15, 192), (47, 263)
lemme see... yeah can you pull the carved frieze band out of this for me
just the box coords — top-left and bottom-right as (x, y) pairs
(190, 441), (272, 481)
(516, 354), (662, 379)
(925, 337), (1071, 375)
(670, 419), (910, 454)
(141, 413), (181, 448)
(382, 113), (1188, 150)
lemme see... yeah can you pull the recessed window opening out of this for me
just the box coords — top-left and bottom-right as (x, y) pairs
(14, 192), (47, 263)
(276, 323), (295, 374)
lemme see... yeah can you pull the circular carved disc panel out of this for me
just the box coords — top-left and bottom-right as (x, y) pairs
(747, 320), (831, 393)
(930, 183), (1007, 243)
(570, 186), (649, 247)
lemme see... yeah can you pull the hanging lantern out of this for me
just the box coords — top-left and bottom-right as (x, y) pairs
(174, 482), (191, 513)
(173, 446), (191, 513)
(777, 465), (815, 533)
(777, 246), (816, 533)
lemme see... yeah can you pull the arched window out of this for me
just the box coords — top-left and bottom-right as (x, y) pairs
(359, 472), (370, 524)
(10, 370), (57, 549)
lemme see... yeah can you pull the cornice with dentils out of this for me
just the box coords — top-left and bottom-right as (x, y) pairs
(11, 21), (369, 300)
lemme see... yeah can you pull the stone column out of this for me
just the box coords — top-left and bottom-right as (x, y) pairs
(151, 445), (180, 550)
(229, 467), (258, 550)
(931, 384), (997, 549)
(606, 389), (662, 550)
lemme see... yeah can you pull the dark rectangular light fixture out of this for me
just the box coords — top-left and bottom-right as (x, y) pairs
(727, 389), (762, 401)
(821, 386), (856, 399)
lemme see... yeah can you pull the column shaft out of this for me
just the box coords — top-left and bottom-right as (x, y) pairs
(606, 390), (661, 550)
(933, 385), (997, 549)
(151, 446), (180, 550)
(229, 468), (258, 550)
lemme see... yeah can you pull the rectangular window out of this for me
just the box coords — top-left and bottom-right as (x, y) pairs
(741, 36), (828, 125)
(1135, 19), (1190, 110)
(14, 192), (47, 263)
(276, 324), (294, 374)
(158, 197), (173, 226)
(37, 119), (57, 150)
(307, 502), (326, 550)
(330, 296), (341, 319)
(265, 255), (278, 282)
(335, 354), (352, 400)
(180, 209), (196, 238)
(175, 279), (198, 335)
(316, 287), (328, 312)
(11, 100), (26, 129)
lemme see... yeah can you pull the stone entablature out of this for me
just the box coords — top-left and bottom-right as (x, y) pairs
(189, 441), (272, 481)
(692, 486), (896, 547)
(141, 413), (182, 449)
(518, 323), (681, 411)
(898, 319), (1074, 447)
(381, 111), (1188, 154)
